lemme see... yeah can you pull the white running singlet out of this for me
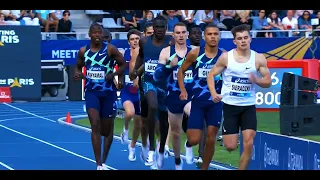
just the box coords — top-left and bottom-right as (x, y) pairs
(221, 49), (257, 106)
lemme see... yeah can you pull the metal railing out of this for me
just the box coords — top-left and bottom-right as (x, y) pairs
(41, 29), (320, 40)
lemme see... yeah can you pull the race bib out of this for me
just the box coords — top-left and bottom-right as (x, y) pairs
(145, 62), (157, 73)
(229, 77), (252, 97)
(173, 70), (193, 82)
(198, 68), (210, 78)
(87, 70), (105, 81)
(125, 75), (132, 83)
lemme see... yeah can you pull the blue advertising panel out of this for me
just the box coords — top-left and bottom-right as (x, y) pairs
(240, 132), (261, 170)
(282, 137), (309, 170)
(0, 26), (42, 101)
(259, 132), (286, 170)
(308, 141), (320, 170)
(255, 68), (302, 108)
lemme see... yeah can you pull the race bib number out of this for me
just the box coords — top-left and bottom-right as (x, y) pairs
(198, 68), (210, 78)
(229, 76), (252, 97)
(87, 70), (105, 81)
(173, 70), (193, 82)
(145, 63), (157, 73)
(125, 75), (132, 83)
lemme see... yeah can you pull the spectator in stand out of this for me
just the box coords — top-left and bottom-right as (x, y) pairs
(314, 11), (320, 36)
(36, 10), (58, 32)
(134, 10), (143, 21)
(282, 10), (299, 36)
(143, 22), (154, 36)
(295, 10), (314, 19)
(19, 10), (39, 25)
(252, 10), (272, 37)
(220, 10), (237, 30)
(0, 13), (7, 25)
(55, 10), (75, 40)
(2, 10), (21, 25)
(180, 10), (195, 30)
(139, 10), (154, 32)
(194, 10), (217, 31)
(166, 10), (180, 32)
(267, 11), (284, 37)
(298, 10), (312, 36)
(235, 10), (253, 29)
(121, 10), (137, 31)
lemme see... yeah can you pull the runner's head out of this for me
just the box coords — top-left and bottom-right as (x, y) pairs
(144, 22), (154, 37)
(173, 22), (187, 45)
(204, 24), (220, 48)
(153, 15), (167, 40)
(188, 25), (202, 46)
(89, 23), (103, 45)
(127, 29), (141, 49)
(231, 24), (251, 51)
(103, 28), (112, 43)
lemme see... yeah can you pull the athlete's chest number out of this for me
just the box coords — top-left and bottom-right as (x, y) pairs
(145, 63), (157, 73)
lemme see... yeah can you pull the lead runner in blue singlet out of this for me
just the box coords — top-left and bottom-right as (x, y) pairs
(177, 24), (223, 170)
(74, 23), (126, 170)
(130, 15), (172, 168)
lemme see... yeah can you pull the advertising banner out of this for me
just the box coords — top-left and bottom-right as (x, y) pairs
(308, 141), (320, 170)
(240, 131), (316, 170)
(0, 26), (41, 101)
(41, 37), (320, 66)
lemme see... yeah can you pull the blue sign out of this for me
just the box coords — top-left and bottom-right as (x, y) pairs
(282, 137), (309, 170)
(259, 132), (286, 170)
(240, 132), (261, 170)
(240, 131), (319, 170)
(0, 26), (42, 101)
(255, 68), (302, 109)
(308, 141), (320, 170)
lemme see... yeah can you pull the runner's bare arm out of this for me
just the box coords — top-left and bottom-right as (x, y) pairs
(76, 46), (86, 73)
(130, 47), (140, 85)
(109, 44), (126, 85)
(207, 52), (227, 96)
(255, 53), (272, 88)
(74, 46), (86, 80)
(133, 38), (146, 77)
(154, 47), (170, 82)
(177, 48), (199, 93)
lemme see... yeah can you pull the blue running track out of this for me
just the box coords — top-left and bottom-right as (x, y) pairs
(0, 101), (233, 170)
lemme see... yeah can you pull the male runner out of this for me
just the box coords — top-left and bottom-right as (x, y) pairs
(154, 22), (193, 170)
(180, 25), (207, 167)
(177, 24), (223, 170)
(130, 15), (172, 167)
(207, 24), (271, 170)
(119, 29), (142, 162)
(74, 23), (126, 170)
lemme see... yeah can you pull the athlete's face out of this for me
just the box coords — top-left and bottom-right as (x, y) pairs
(189, 27), (202, 46)
(204, 27), (220, 47)
(233, 31), (251, 50)
(144, 26), (154, 37)
(89, 26), (103, 45)
(173, 25), (187, 45)
(153, 20), (167, 40)
(128, 34), (140, 49)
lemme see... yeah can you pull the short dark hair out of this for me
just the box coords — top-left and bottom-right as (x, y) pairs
(63, 10), (70, 16)
(231, 24), (251, 38)
(153, 15), (167, 25)
(204, 23), (219, 33)
(144, 22), (153, 32)
(89, 22), (103, 33)
(127, 29), (141, 40)
(189, 25), (201, 33)
(173, 22), (187, 32)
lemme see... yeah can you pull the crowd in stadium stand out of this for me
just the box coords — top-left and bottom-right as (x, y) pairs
(1, 10), (320, 38)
